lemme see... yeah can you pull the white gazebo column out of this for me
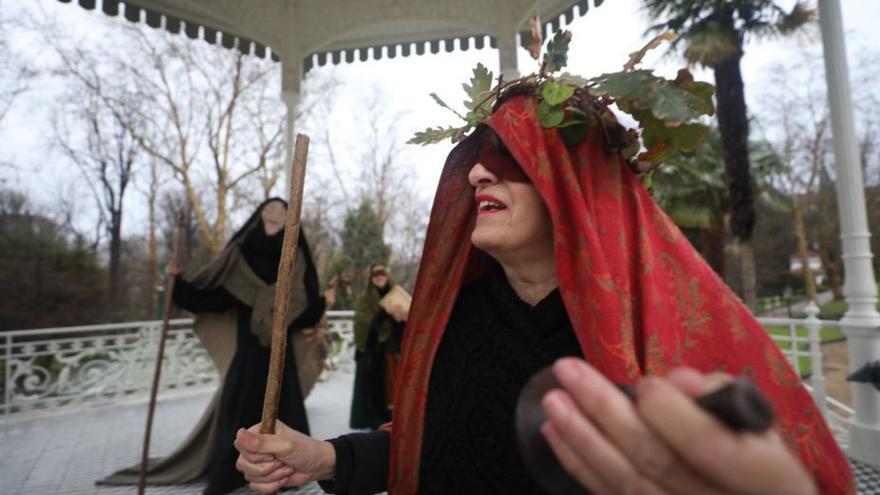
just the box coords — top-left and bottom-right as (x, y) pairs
(279, 0), (303, 194)
(818, 0), (880, 466)
(280, 73), (300, 193)
(495, 22), (520, 81)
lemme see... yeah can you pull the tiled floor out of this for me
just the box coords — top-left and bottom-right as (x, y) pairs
(854, 458), (880, 495)
(1, 368), (879, 494)
(0, 369), (357, 495)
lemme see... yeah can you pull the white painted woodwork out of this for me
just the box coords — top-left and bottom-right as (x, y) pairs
(818, 0), (880, 467)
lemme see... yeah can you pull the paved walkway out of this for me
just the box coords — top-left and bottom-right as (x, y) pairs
(1, 367), (878, 494)
(822, 339), (853, 406)
(0, 369), (358, 495)
(761, 290), (835, 318)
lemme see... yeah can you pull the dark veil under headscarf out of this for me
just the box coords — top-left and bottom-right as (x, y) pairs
(196, 197), (324, 330)
(229, 198), (319, 287)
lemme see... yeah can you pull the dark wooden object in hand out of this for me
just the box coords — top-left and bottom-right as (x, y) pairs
(515, 367), (775, 495)
(516, 367), (592, 495)
(847, 360), (880, 391)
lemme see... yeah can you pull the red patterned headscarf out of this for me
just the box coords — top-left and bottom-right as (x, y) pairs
(389, 96), (853, 494)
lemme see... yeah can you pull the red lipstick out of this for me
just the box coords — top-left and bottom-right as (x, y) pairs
(475, 194), (507, 215)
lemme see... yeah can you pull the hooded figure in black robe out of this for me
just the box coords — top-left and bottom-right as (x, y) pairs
(99, 198), (328, 495)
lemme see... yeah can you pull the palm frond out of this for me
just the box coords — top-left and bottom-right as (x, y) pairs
(642, 0), (812, 53)
(675, 205), (717, 228)
(778, 1), (815, 34)
(682, 25), (739, 66)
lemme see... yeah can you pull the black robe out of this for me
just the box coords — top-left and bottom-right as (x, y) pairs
(321, 265), (582, 494)
(173, 224), (325, 495)
(350, 284), (405, 430)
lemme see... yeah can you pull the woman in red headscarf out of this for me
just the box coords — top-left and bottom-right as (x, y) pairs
(232, 92), (854, 495)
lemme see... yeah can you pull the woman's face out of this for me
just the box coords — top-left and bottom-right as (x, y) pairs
(261, 200), (287, 236)
(468, 152), (553, 263)
(371, 273), (388, 289)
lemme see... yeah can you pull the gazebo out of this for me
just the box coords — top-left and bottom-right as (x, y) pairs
(54, 0), (603, 158)
(48, 0), (880, 468)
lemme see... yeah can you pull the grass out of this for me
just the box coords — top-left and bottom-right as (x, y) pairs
(765, 326), (844, 341)
(819, 283), (880, 318)
(764, 325), (845, 376)
(820, 298), (850, 317)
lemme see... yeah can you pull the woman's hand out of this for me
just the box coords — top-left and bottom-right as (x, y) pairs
(324, 287), (336, 308)
(388, 303), (409, 322)
(234, 420), (336, 494)
(166, 258), (182, 277)
(541, 358), (817, 495)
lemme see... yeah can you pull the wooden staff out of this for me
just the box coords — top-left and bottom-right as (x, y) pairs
(260, 134), (310, 435)
(139, 215), (185, 495)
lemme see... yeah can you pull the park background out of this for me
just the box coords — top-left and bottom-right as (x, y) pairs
(1, 0), (878, 328)
(2, 0), (880, 493)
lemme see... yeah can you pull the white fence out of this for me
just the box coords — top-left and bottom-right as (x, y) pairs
(1, 307), (853, 449)
(756, 302), (853, 449)
(0, 311), (354, 418)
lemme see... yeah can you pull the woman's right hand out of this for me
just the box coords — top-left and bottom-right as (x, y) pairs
(234, 420), (336, 493)
(388, 303), (409, 322)
(166, 258), (182, 277)
(541, 359), (817, 495)
(324, 287), (336, 308)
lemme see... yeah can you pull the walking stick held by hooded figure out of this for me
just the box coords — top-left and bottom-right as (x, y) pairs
(139, 214), (186, 495)
(260, 134), (311, 494)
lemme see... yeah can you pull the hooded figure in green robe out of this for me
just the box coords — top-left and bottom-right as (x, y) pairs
(349, 264), (406, 429)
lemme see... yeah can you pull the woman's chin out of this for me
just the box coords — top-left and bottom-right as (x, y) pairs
(470, 233), (504, 257)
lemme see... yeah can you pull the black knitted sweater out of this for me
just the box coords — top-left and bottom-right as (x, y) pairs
(323, 265), (582, 494)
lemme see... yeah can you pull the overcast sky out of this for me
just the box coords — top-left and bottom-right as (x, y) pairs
(1, 0), (878, 239)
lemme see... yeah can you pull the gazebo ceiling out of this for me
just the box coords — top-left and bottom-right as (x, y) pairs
(56, 0), (605, 70)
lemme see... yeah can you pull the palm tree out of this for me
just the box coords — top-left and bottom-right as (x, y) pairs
(653, 129), (783, 278)
(643, 0), (813, 308)
(653, 130), (728, 275)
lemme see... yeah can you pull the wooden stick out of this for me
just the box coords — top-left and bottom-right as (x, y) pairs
(260, 134), (310, 435)
(139, 216), (185, 495)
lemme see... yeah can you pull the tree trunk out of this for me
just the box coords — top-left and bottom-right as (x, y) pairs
(792, 202), (818, 303)
(148, 187), (159, 318)
(698, 224), (725, 277)
(713, 38), (756, 308)
(180, 176), (220, 254)
(215, 180), (227, 255)
(739, 240), (757, 311)
(818, 246), (844, 300)
(108, 211), (123, 309)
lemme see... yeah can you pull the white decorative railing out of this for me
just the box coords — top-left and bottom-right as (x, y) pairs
(0, 311), (355, 419)
(756, 302), (853, 448)
(1, 307), (853, 448)
(325, 311), (356, 371)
